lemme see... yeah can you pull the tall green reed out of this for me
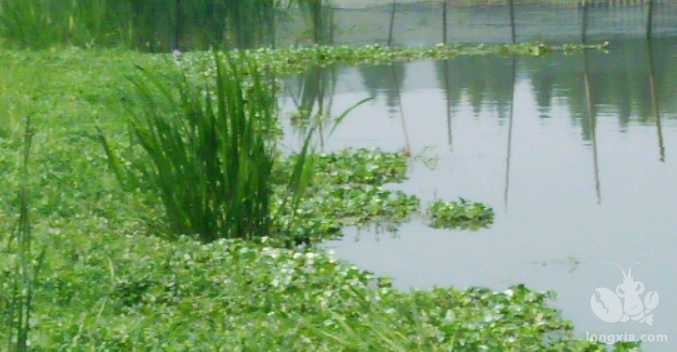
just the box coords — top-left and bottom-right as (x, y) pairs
(1, 116), (46, 351)
(98, 51), (316, 243)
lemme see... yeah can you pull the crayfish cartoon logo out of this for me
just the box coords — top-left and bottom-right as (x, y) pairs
(590, 262), (660, 326)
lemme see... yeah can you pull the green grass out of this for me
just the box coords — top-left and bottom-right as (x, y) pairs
(0, 45), (640, 351)
(1, 115), (47, 351)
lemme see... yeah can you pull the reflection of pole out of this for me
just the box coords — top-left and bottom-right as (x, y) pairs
(314, 0), (320, 44)
(504, 55), (516, 212)
(443, 60), (453, 146)
(582, 0), (588, 43)
(443, 59), (452, 146)
(391, 65), (411, 155)
(647, 40), (665, 162)
(388, 0), (396, 46)
(442, 0), (448, 44)
(509, 0), (516, 43)
(316, 67), (325, 149)
(646, 0), (654, 39)
(583, 50), (601, 204)
(321, 64), (339, 150)
(329, 7), (334, 44)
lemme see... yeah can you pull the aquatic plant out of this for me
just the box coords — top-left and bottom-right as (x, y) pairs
(427, 198), (495, 230)
(313, 148), (409, 185)
(173, 41), (607, 79)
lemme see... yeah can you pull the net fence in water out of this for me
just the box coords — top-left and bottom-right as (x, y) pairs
(275, 0), (677, 46)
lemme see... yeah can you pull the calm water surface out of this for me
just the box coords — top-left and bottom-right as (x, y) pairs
(279, 38), (677, 350)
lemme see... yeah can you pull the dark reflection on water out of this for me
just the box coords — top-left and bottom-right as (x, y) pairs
(278, 38), (677, 350)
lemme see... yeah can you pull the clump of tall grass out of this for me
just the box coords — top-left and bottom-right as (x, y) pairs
(1, 116), (46, 351)
(98, 51), (317, 243)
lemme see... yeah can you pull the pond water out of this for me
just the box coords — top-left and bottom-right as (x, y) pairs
(279, 38), (677, 350)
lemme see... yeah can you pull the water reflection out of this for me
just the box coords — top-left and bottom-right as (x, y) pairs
(504, 55), (516, 211)
(583, 49), (602, 203)
(647, 40), (666, 162)
(278, 38), (677, 351)
(280, 39), (677, 155)
(358, 63), (406, 117)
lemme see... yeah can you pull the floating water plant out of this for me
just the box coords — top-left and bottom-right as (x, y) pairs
(313, 148), (408, 185)
(273, 148), (415, 243)
(170, 41), (608, 80)
(427, 198), (495, 230)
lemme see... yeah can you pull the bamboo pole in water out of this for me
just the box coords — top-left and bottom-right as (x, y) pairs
(509, 0), (516, 43)
(388, 0), (396, 46)
(316, 68), (325, 149)
(647, 40), (665, 161)
(583, 50), (601, 204)
(269, 2), (276, 49)
(504, 55), (516, 212)
(443, 59), (453, 146)
(442, 0), (448, 44)
(329, 8), (334, 44)
(311, 0), (319, 44)
(581, 0), (588, 43)
(442, 1), (451, 146)
(390, 65), (411, 156)
(646, 0), (654, 39)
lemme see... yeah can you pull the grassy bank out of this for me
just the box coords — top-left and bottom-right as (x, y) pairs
(0, 43), (638, 351)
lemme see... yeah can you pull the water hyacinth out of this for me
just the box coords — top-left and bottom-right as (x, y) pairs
(427, 198), (495, 230)
(167, 41), (609, 81)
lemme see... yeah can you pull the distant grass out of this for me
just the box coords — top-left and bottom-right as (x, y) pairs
(0, 0), (136, 49)
(0, 0), (332, 50)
